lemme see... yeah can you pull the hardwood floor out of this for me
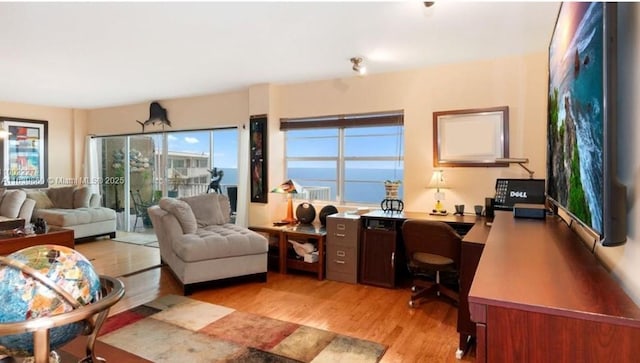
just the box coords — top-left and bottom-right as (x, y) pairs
(77, 240), (476, 362)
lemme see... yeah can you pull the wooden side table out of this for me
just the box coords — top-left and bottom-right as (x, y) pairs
(249, 224), (326, 280)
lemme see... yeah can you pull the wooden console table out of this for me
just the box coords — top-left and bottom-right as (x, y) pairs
(0, 227), (75, 255)
(469, 211), (640, 362)
(249, 224), (326, 280)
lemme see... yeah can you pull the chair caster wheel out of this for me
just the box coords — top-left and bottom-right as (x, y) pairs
(411, 286), (418, 292)
(455, 349), (463, 359)
(408, 300), (418, 308)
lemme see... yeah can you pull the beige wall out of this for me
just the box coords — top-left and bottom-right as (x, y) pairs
(274, 52), (547, 214)
(87, 90), (249, 135)
(3, 36), (640, 307)
(0, 101), (78, 185)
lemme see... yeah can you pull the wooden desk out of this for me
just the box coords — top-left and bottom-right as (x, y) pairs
(469, 211), (640, 362)
(249, 224), (326, 280)
(360, 210), (489, 358)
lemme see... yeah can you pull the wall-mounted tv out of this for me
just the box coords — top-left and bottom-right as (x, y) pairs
(546, 2), (626, 246)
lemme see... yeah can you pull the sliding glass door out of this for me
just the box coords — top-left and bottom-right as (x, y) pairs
(95, 128), (238, 232)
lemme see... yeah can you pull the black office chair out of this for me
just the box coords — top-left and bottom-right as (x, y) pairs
(401, 219), (462, 307)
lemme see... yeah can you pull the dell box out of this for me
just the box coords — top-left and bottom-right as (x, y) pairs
(513, 203), (547, 220)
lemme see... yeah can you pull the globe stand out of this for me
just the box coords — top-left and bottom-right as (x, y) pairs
(0, 267), (125, 363)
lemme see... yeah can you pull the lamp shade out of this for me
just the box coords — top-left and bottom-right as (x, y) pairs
(427, 170), (448, 190)
(271, 179), (301, 194)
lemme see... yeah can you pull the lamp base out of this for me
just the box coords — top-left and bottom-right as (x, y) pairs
(281, 195), (297, 225)
(433, 200), (446, 214)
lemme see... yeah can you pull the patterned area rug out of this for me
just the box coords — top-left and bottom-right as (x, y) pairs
(96, 295), (387, 362)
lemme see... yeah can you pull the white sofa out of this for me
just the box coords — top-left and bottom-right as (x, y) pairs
(147, 193), (267, 295)
(26, 186), (117, 241)
(0, 189), (36, 227)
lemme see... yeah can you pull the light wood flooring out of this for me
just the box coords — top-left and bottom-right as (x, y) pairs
(76, 239), (476, 363)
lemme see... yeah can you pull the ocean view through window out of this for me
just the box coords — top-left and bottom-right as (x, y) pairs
(282, 112), (404, 205)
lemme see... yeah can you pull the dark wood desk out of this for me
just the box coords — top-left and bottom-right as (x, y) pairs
(469, 211), (640, 362)
(360, 210), (489, 358)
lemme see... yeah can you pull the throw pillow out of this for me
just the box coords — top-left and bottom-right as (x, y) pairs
(158, 197), (197, 234)
(26, 190), (55, 209)
(180, 193), (225, 227)
(46, 186), (76, 209)
(0, 189), (27, 218)
(73, 186), (91, 208)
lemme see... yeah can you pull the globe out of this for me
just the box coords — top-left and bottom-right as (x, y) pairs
(0, 245), (101, 358)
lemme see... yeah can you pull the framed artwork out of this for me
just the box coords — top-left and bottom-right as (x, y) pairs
(433, 106), (509, 167)
(250, 115), (268, 203)
(0, 117), (49, 188)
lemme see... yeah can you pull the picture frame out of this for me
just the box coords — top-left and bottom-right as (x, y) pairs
(250, 115), (268, 203)
(433, 106), (509, 167)
(0, 117), (49, 188)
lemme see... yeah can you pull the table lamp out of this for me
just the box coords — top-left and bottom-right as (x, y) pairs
(428, 170), (448, 213)
(271, 179), (301, 224)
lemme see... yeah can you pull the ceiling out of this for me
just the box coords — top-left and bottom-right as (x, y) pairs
(0, 1), (560, 109)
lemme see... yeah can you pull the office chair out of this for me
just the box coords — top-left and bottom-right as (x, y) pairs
(401, 219), (462, 308)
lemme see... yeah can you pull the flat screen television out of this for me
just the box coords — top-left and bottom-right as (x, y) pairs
(546, 2), (626, 246)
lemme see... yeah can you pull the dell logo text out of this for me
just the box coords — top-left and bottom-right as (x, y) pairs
(510, 191), (528, 198)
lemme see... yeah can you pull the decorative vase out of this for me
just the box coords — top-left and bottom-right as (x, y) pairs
(384, 182), (400, 199)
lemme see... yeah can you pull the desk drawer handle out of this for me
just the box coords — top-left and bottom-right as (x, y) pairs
(334, 260), (346, 264)
(336, 251), (346, 257)
(335, 233), (346, 237)
(391, 252), (395, 268)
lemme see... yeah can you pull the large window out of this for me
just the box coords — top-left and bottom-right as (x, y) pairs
(283, 112), (403, 205)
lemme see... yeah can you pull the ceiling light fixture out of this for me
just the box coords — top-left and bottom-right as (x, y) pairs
(350, 57), (366, 75)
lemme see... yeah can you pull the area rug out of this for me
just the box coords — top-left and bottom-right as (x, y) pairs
(96, 295), (387, 362)
(112, 231), (159, 247)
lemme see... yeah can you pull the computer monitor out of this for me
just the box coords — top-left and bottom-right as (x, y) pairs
(494, 178), (546, 211)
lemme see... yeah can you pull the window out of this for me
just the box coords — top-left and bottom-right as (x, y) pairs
(96, 127), (238, 232)
(282, 112), (403, 205)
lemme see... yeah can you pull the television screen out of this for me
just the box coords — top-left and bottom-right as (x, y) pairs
(546, 2), (625, 245)
(494, 179), (546, 211)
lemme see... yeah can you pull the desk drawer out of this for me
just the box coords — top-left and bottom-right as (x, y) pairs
(327, 244), (358, 283)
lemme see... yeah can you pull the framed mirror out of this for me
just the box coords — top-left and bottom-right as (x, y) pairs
(433, 106), (509, 167)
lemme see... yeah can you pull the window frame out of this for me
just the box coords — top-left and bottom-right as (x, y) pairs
(282, 111), (404, 205)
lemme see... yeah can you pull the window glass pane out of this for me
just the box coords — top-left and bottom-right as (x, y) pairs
(345, 126), (403, 157)
(287, 160), (336, 201)
(213, 128), (238, 188)
(345, 181), (390, 204)
(286, 129), (338, 158)
(167, 130), (211, 197)
(345, 160), (403, 203)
